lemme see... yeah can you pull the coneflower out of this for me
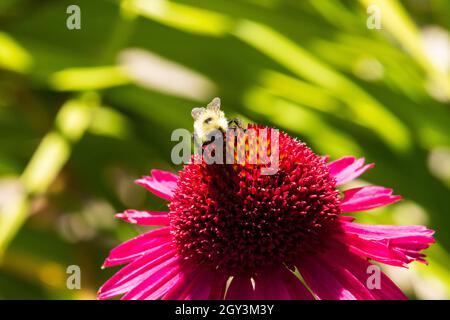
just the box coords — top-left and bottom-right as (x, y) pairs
(98, 125), (434, 300)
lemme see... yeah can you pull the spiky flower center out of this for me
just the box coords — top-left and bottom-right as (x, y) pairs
(169, 126), (341, 274)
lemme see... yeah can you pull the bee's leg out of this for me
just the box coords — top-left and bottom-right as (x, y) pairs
(192, 132), (203, 152)
(228, 118), (242, 128)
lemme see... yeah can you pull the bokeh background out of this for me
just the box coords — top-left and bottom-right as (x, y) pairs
(0, 0), (449, 300)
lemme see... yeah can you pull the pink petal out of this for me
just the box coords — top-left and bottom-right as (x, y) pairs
(297, 255), (368, 300)
(370, 270), (409, 300)
(163, 266), (224, 300)
(116, 210), (170, 226)
(121, 259), (181, 300)
(340, 215), (356, 222)
(102, 227), (171, 267)
(335, 233), (408, 267)
(340, 186), (401, 212)
(328, 156), (374, 186)
(339, 219), (434, 236)
(328, 245), (407, 300)
(208, 272), (229, 300)
(98, 249), (178, 300)
(226, 276), (255, 300)
(135, 169), (179, 201)
(254, 267), (313, 300)
(336, 221), (435, 266)
(162, 266), (196, 300)
(254, 269), (290, 300)
(183, 269), (217, 300)
(280, 268), (315, 300)
(297, 243), (407, 300)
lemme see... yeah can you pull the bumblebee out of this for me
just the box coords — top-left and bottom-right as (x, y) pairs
(191, 97), (241, 145)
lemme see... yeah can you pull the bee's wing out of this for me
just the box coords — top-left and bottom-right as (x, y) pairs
(191, 107), (206, 120)
(206, 97), (221, 112)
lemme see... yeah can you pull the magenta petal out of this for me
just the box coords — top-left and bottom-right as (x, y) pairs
(328, 156), (374, 186)
(341, 222), (435, 238)
(335, 233), (409, 267)
(226, 276), (255, 300)
(151, 169), (179, 183)
(297, 256), (366, 300)
(339, 215), (356, 222)
(135, 169), (179, 201)
(297, 243), (407, 300)
(254, 268), (290, 300)
(163, 266), (227, 300)
(162, 266), (196, 300)
(185, 269), (227, 300)
(121, 258), (181, 300)
(370, 270), (409, 300)
(103, 227), (171, 267)
(254, 267), (313, 300)
(329, 245), (407, 300)
(116, 210), (170, 226)
(98, 249), (178, 300)
(337, 221), (435, 266)
(280, 268), (315, 300)
(208, 272), (228, 300)
(183, 269), (216, 300)
(340, 186), (401, 212)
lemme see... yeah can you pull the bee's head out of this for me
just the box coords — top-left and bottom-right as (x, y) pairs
(192, 97), (228, 140)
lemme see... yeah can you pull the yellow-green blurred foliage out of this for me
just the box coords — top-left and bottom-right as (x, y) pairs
(0, 0), (449, 299)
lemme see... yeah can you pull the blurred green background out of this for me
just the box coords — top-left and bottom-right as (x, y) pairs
(0, 0), (449, 299)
